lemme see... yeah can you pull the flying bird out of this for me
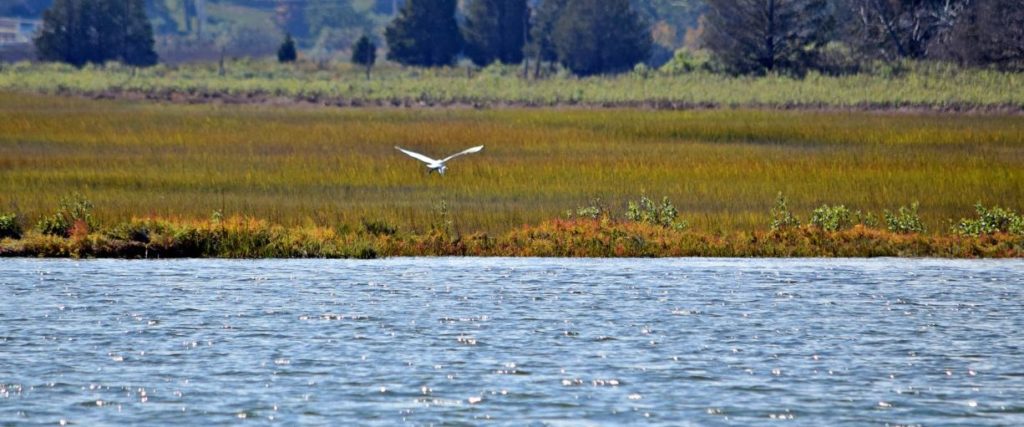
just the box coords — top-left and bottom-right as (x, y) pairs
(395, 145), (484, 175)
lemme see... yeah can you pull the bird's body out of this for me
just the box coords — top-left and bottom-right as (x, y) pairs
(395, 145), (484, 175)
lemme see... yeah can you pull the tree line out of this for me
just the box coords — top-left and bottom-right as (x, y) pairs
(385, 0), (1023, 75)
(704, 0), (1024, 74)
(29, 0), (1024, 75)
(384, 0), (652, 76)
(34, 0), (157, 67)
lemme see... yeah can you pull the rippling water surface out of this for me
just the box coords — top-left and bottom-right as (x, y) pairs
(1, 258), (1023, 425)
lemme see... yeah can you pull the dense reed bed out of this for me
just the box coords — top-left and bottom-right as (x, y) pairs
(2, 93), (1022, 236)
(1, 60), (1022, 110)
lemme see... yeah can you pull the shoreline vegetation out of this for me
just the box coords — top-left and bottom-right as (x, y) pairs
(1, 93), (1022, 259)
(1, 215), (1022, 259)
(2, 196), (1022, 259)
(1, 60), (1023, 112)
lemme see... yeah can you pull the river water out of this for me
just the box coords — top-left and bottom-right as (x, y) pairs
(1, 258), (1023, 425)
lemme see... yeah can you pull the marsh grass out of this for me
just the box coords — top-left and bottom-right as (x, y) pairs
(0, 93), (1022, 236)
(0, 60), (1022, 109)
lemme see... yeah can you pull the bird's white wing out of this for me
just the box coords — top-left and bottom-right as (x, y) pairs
(441, 145), (484, 163)
(395, 146), (439, 165)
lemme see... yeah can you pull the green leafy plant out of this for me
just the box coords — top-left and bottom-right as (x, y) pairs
(810, 204), (852, 231)
(0, 213), (22, 239)
(625, 195), (686, 230)
(954, 203), (1024, 236)
(770, 192), (800, 232)
(884, 202), (925, 234)
(566, 198), (607, 220)
(36, 193), (97, 237)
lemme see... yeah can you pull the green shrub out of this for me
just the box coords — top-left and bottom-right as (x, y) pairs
(770, 192), (800, 232)
(625, 195), (686, 229)
(659, 49), (710, 75)
(36, 193), (96, 237)
(954, 204), (1024, 236)
(632, 63), (652, 79)
(0, 213), (22, 239)
(810, 204), (853, 231)
(567, 198), (607, 220)
(884, 202), (925, 234)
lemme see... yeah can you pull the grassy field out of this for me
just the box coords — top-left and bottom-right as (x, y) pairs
(1, 59), (1022, 109)
(1, 92), (1022, 239)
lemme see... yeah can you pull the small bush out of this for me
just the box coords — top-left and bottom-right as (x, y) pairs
(884, 202), (925, 234)
(770, 192), (800, 232)
(954, 204), (1024, 236)
(36, 193), (96, 237)
(0, 213), (23, 239)
(659, 49), (710, 75)
(566, 198), (607, 220)
(632, 63), (652, 79)
(810, 204), (853, 231)
(625, 195), (686, 229)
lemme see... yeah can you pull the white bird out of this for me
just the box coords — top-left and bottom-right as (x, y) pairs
(395, 145), (484, 175)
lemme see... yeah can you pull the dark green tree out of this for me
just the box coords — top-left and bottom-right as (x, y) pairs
(35, 0), (157, 67)
(385, 0), (461, 66)
(551, 0), (652, 76)
(703, 0), (833, 75)
(526, 0), (567, 77)
(106, 0), (158, 66)
(351, 34), (377, 79)
(34, 0), (87, 66)
(462, 0), (528, 66)
(278, 33), (298, 63)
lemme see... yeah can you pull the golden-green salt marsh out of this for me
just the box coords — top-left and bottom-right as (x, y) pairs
(1, 93), (1021, 235)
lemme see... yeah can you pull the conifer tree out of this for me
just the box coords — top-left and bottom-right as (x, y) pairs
(703, 0), (832, 75)
(526, 0), (567, 77)
(385, 0), (460, 66)
(462, 0), (527, 66)
(351, 35), (377, 79)
(116, 0), (158, 66)
(35, 0), (157, 67)
(278, 33), (298, 63)
(551, 0), (651, 76)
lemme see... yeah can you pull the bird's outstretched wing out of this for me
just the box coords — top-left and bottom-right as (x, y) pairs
(441, 145), (484, 163)
(395, 146), (439, 165)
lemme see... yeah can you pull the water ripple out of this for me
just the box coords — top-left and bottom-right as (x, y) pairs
(0, 258), (1022, 425)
